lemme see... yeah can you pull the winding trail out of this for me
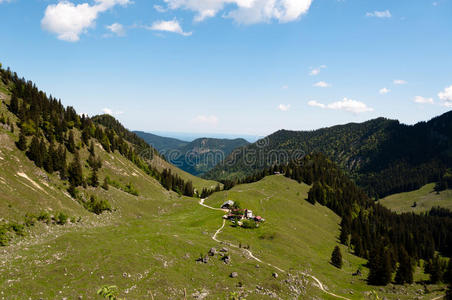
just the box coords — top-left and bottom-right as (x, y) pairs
(199, 198), (351, 300)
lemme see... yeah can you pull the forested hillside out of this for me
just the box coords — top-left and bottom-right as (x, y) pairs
(205, 114), (452, 198)
(133, 130), (189, 153)
(136, 130), (249, 176)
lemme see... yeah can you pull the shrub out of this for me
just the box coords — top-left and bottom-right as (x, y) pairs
(24, 213), (36, 227)
(56, 212), (68, 225)
(124, 182), (138, 196)
(241, 219), (258, 229)
(37, 211), (51, 224)
(84, 195), (111, 215)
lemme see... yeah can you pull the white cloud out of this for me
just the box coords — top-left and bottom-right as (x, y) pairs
(163, 0), (313, 24)
(154, 4), (167, 12)
(438, 85), (452, 107)
(106, 22), (125, 36)
(192, 115), (219, 126)
(307, 100), (325, 108)
(379, 87), (390, 95)
(0, 0), (13, 3)
(366, 10), (392, 18)
(281, 85), (289, 89)
(309, 65), (326, 76)
(278, 104), (291, 111)
(393, 79), (407, 85)
(308, 98), (373, 114)
(41, 0), (131, 42)
(314, 81), (331, 88)
(146, 19), (192, 36)
(102, 108), (124, 115)
(414, 96), (434, 104)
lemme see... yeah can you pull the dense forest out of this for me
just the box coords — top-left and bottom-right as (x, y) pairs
(0, 65), (197, 200)
(204, 114), (452, 198)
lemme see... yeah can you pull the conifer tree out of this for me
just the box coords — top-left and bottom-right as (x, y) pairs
(89, 168), (99, 187)
(67, 130), (76, 153)
(16, 130), (27, 151)
(68, 151), (83, 187)
(395, 248), (414, 284)
(331, 246), (343, 269)
(27, 136), (42, 167)
(9, 94), (19, 115)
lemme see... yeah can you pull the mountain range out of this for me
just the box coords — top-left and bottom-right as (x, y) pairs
(135, 130), (250, 176)
(204, 113), (452, 198)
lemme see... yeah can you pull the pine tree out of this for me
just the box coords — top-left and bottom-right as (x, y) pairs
(331, 246), (343, 269)
(68, 151), (83, 187)
(67, 130), (76, 153)
(368, 245), (393, 285)
(395, 248), (414, 284)
(9, 94), (19, 114)
(89, 168), (99, 187)
(27, 136), (43, 167)
(16, 131), (27, 151)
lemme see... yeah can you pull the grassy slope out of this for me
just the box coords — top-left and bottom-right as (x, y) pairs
(150, 155), (221, 191)
(0, 83), (445, 299)
(379, 183), (452, 213)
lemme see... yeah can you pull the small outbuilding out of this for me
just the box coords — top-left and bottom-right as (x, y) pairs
(221, 200), (235, 209)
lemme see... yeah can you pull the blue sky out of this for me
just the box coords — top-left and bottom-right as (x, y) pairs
(0, 0), (451, 136)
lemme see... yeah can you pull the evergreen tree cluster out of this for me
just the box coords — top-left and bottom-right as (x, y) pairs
(160, 169), (195, 197)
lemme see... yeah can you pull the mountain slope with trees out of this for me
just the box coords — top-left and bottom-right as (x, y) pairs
(204, 114), (452, 198)
(135, 130), (249, 176)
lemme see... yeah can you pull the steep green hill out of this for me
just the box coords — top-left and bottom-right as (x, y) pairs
(204, 114), (452, 198)
(135, 130), (250, 176)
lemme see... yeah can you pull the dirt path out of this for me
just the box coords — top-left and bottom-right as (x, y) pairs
(199, 198), (351, 300)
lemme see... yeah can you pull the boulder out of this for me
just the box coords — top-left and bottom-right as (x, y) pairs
(272, 272), (279, 278)
(230, 272), (238, 278)
(208, 248), (217, 256)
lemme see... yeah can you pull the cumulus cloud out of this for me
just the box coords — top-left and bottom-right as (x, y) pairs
(146, 19), (192, 36)
(309, 65), (326, 76)
(366, 10), (392, 18)
(41, 0), (131, 42)
(414, 96), (434, 104)
(106, 22), (125, 36)
(162, 0), (313, 24)
(307, 100), (325, 108)
(379, 87), (390, 95)
(438, 85), (452, 107)
(278, 104), (291, 111)
(102, 108), (124, 115)
(192, 115), (219, 126)
(393, 79), (407, 85)
(308, 98), (373, 114)
(281, 85), (289, 89)
(314, 81), (331, 88)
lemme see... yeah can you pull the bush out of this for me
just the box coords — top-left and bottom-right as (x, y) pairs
(37, 211), (51, 224)
(56, 212), (68, 225)
(84, 195), (111, 215)
(241, 219), (258, 229)
(124, 182), (138, 196)
(24, 213), (36, 227)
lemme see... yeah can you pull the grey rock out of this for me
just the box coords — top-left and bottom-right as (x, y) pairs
(230, 272), (238, 278)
